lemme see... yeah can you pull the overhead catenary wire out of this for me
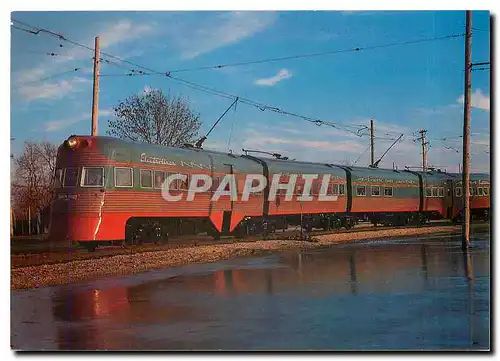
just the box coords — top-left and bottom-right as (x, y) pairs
(353, 144), (371, 165)
(10, 19), (476, 141)
(12, 67), (83, 89)
(151, 33), (466, 74)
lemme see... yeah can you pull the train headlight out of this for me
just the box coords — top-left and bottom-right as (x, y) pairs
(66, 136), (79, 149)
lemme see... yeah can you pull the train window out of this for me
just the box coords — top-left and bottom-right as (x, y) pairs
(431, 188), (438, 197)
(54, 168), (63, 188)
(438, 187), (444, 198)
(456, 187), (462, 197)
(384, 187), (393, 197)
(339, 184), (345, 195)
(425, 187), (432, 197)
(178, 174), (189, 190)
(472, 188), (477, 196)
(211, 176), (220, 191)
(356, 186), (366, 196)
(154, 171), (165, 189)
(484, 187), (489, 196)
(251, 178), (262, 195)
(296, 182), (304, 195)
(328, 183), (339, 195)
(81, 167), (104, 187)
(478, 187), (484, 196)
(140, 169), (153, 189)
(115, 167), (133, 187)
(371, 186), (380, 196)
(311, 179), (320, 195)
(63, 168), (79, 187)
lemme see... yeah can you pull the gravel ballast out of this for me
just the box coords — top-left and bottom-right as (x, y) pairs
(11, 225), (474, 290)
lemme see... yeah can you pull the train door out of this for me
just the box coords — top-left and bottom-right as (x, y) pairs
(221, 163), (234, 234)
(208, 162), (233, 234)
(445, 180), (454, 219)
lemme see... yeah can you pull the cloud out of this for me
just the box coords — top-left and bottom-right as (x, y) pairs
(44, 109), (113, 132)
(456, 89), (490, 111)
(16, 76), (90, 102)
(243, 128), (365, 154)
(176, 12), (277, 59)
(254, 69), (293, 86)
(99, 20), (154, 49)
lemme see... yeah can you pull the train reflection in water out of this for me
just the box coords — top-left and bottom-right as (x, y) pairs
(35, 233), (490, 350)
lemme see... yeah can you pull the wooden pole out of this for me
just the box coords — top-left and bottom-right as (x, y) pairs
(420, 129), (428, 171)
(370, 119), (375, 167)
(462, 10), (472, 249)
(91, 36), (100, 136)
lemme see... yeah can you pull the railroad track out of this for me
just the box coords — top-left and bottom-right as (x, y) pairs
(12, 220), (484, 269)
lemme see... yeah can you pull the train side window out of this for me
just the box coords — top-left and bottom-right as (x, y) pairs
(251, 178), (262, 195)
(81, 167), (104, 187)
(154, 171), (165, 189)
(115, 167), (133, 188)
(431, 187), (438, 197)
(478, 187), (484, 196)
(63, 168), (79, 187)
(384, 187), (393, 197)
(356, 186), (366, 196)
(456, 187), (462, 197)
(211, 176), (220, 191)
(371, 186), (380, 196)
(311, 179), (321, 195)
(140, 169), (153, 189)
(54, 168), (63, 188)
(164, 173), (178, 190)
(178, 174), (189, 190)
(438, 187), (444, 198)
(328, 183), (339, 195)
(484, 187), (489, 196)
(472, 188), (477, 196)
(425, 187), (432, 197)
(339, 184), (345, 196)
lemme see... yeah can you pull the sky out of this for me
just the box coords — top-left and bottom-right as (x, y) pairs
(10, 10), (491, 173)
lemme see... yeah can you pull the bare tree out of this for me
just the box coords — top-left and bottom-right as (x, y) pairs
(107, 88), (202, 146)
(12, 141), (57, 215)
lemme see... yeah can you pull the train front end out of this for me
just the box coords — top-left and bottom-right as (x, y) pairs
(48, 135), (111, 249)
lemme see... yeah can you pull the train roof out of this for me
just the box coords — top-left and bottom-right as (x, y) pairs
(82, 136), (264, 174)
(346, 165), (420, 183)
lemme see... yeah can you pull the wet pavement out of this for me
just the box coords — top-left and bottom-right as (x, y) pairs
(11, 232), (490, 350)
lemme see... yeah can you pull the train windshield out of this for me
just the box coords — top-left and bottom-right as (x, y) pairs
(54, 169), (63, 188)
(63, 168), (79, 187)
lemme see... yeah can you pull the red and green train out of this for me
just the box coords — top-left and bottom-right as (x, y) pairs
(49, 135), (490, 250)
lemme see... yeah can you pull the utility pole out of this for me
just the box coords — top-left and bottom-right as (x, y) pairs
(462, 10), (472, 249)
(370, 119), (375, 167)
(415, 129), (428, 171)
(91, 36), (100, 136)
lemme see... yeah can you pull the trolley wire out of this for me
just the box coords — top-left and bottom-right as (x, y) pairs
(10, 18), (467, 138)
(12, 67), (83, 89)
